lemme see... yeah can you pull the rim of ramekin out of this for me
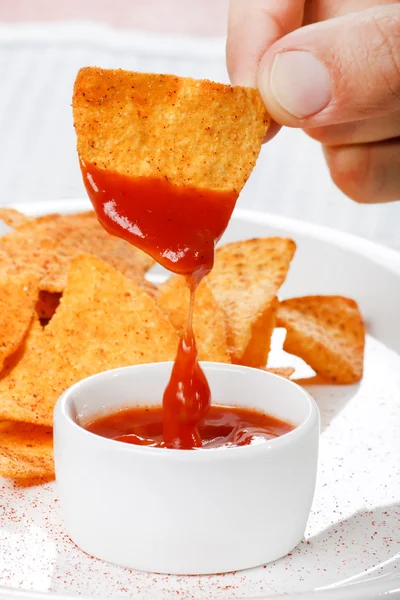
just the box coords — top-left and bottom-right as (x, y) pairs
(54, 362), (320, 460)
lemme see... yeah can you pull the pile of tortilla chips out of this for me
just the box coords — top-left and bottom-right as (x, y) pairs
(0, 209), (365, 485)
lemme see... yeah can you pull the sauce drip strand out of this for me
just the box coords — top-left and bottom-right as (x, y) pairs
(85, 405), (294, 449)
(162, 275), (210, 448)
(81, 162), (238, 449)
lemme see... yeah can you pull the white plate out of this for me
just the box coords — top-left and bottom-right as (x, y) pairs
(1, 199), (399, 600)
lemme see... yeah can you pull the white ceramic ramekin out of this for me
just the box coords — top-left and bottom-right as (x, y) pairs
(53, 362), (319, 575)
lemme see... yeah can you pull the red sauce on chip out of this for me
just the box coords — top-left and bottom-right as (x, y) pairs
(81, 161), (240, 449)
(81, 163), (237, 276)
(85, 405), (294, 449)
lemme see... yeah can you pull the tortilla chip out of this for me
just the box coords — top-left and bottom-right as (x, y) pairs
(240, 297), (278, 368)
(0, 211), (154, 292)
(207, 238), (296, 367)
(0, 421), (54, 480)
(157, 275), (230, 363)
(264, 367), (295, 379)
(35, 291), (62, 320)
(138, 279), (158, 299)
(0, 255), (178, 426)
(13, 475), (55, 487)
(0, 271), (38, 370)
(277, 296), (365, 384)
(73, 68), (269, 193)
(0, 208), (31, 229)
(0, 248), (16, 273)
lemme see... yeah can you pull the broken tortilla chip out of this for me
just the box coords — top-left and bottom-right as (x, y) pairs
(0, 208), (31, 229)
(207, 238), (296, 367)
(0, 211), (154, 292)
(0, 271), (38, 370)
(0, 421), (54, 480)
(73, 67), (269, 194)
(277, 296), (365, 384)
(263, 367), (295, 379)
(157, 275), (230, 363)
(0, 254), (178, 426)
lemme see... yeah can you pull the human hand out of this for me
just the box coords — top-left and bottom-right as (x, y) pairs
(227, 0), (400, 203)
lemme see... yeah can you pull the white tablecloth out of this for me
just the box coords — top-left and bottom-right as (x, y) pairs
(1, 21), (399, 248)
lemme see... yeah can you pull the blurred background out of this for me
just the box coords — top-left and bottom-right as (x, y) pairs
(1, 0), (399, 248)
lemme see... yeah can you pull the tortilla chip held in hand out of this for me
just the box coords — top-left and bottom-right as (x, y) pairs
(157, 275), (231, 363)
(0, 254), (178, 427)
(73, 67), (269, 194)
(72, 68), (270, 273)
(277, 295), (365, 384)
(207, 238), (296, 367)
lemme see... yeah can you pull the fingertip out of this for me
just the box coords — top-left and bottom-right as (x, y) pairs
(257, 49), (332, 127)
(256, 50), (294, 126)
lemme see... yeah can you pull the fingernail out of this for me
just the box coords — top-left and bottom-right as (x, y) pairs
(268, 51), (332, 118)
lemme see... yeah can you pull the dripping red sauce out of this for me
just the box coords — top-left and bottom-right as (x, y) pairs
(81, 162), (237, 276)
(82, 161), (282, 449)
(85, 405), (294, 449)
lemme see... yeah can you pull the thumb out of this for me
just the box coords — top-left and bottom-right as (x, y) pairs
(256, 4), (400, 127)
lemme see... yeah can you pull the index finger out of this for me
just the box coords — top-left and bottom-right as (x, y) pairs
(227, 0), (306, 86)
